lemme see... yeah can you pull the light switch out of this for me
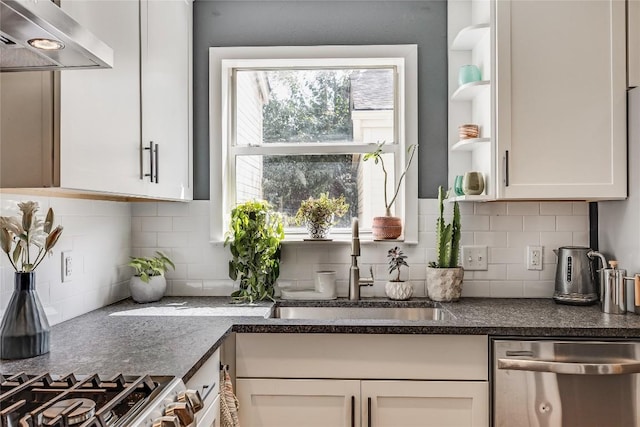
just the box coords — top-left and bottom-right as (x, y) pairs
(61, 251), (73, 282)
(461, 246), (488, 271)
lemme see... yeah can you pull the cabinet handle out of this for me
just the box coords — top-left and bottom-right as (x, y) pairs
(367, 397), (372, 427)
(154, 143), (159, 183)
(144, 141), (155, 183)
(350, 396), (355, 427)
(504, 150), (510, 187)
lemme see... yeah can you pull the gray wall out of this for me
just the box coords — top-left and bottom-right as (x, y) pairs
(193, 0), (448, 200)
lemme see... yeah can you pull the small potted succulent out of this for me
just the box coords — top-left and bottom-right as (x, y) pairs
(385, 246), (413, 300)
(295, 193), (349, 239)
(427, 186), (464, 301)
(364, 141), (417, 239)
(128, 251), (175, 303)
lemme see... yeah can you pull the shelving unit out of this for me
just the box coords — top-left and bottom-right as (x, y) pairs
(451, 138), (491, 152)
(449, 194), (493, 202)
(448, 0), (493, 201)
(451, 24), (489, 51)
(451, 81), (490, 101)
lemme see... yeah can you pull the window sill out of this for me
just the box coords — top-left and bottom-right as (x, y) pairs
(210, 234), (418, 245)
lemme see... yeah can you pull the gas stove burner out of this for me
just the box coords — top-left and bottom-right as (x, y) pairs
(42, 398), (96, 426)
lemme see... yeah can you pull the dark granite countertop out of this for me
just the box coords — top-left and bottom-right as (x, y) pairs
(2, 297), (640, 381)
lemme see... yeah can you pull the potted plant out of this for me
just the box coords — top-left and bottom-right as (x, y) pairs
(225, 200), (284, 303)
(385, 246), (413, 300)
(128, 252), (175, 303)
(427, 186), (464, 301)
(295, 193), (349, 239)
(0, 201), (63, 359)
(364, 141), (418, 239)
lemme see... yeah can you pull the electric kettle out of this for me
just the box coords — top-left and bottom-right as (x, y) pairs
(553, 246), (605, 305)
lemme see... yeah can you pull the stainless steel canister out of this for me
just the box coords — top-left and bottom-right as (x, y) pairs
(600, 261), (626, 314)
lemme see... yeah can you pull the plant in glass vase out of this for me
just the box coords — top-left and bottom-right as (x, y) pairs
(0, 201), (63, 359)
(295, 193), (349, 240)
(385, 246), (413, 300)
(364, 141), (417, 239)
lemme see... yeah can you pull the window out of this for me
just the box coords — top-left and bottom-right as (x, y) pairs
(210, 45), (418, 242)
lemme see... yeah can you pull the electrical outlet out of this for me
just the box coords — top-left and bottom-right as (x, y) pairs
(527, 246), (543, 270)
(61, 251), (73, 282)
(461, 245), (488, 270)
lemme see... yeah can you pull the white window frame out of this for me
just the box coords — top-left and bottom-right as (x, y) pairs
(209, 45), (418, 243)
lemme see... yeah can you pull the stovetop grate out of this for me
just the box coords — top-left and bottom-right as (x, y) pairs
(0, 372), (169, 427)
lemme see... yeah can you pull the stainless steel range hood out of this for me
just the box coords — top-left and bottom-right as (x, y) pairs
(0, 0), (113, 71)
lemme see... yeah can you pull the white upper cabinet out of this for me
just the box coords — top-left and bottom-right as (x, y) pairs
(1, 0), (192, 201)
(60, 0), (145, 197)
(629, 0), (640, 88)
(449, 0), (627, 201)
(496, 0), (626, 200)
(141, 0), (193, 200)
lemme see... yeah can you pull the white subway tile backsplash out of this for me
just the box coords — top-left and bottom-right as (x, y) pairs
(540, 231), (573, 249)
(132, 232), (157, 248)
(132, 202), (157, 217)
(507, 202), (539, 216)
(490, 248), (523, 264)
(475, 231), (508, 247)
(523, 215), (556, 232)
(475, 202), (506, 216)
(572, 202), (589, 215)
(507, 264), (540, 281)
(572, 231), (589, 247)
(158, 232), (189, 248)
(507, 232), (540, 248)
(556, 215), (589, 232)
(141, 216), (173, 232)
(473, 264), (507, 280)
(540, 202), (573, 215)
(490, 216), (523, 231)
(461, 215), (489, 231)
(460, 281), (490, 297)
(523, 281), (555, 298)
(490, 281), (524, 297)
(157, 202), (190, 217)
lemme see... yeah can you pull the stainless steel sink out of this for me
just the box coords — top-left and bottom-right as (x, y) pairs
(272, 306), (450, 321)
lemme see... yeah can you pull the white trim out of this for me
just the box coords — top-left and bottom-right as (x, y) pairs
(209, 45), (418, 243)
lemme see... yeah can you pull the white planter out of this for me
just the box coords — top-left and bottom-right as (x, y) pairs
(385, 281), (413, 300)
(129, 275), (167, 303)
(426, 267), (464, 302)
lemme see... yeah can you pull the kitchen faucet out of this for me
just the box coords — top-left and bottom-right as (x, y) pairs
(349, 218), (374, 300)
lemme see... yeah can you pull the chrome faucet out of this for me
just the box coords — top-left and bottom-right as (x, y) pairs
(349, 218), (374, 300)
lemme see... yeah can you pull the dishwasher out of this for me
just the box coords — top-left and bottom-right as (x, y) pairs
(493, 339), (640, 426)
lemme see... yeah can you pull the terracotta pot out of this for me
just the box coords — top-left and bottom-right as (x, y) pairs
(372, 216), (402, 240)
(385, 281), (413, 300)
(426, 266), (464, 302)
(129, 275), (167, 303)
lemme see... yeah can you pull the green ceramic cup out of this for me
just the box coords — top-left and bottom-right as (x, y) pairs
(463, 172), (485, 195)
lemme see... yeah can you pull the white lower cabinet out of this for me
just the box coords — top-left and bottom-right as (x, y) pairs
(235, 334), (489, 427)
(363, 380), (487, 427)
(237, 378), (487, 427)
(236, 379), (360, 427)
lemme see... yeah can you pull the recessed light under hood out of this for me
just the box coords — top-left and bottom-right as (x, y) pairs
(0, 0), (114, 72)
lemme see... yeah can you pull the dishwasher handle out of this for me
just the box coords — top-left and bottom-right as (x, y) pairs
(498, 358), (640, 375)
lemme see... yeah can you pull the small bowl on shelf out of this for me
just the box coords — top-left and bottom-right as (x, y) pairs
(458, 124), (479, 140)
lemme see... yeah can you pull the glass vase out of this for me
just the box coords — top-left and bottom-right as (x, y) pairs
(0, 272), (50, 359)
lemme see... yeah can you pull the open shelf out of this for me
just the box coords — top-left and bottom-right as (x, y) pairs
(451, 24), (490, 50)
(451, 138), (491, 152)
(451, 80), (490, 101)
(449, 194), (493, 202)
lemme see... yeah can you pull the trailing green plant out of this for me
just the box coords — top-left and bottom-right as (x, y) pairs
(294, 193), (349, 226)
(0, 201), (63, 272)
(225, 200), (285, 303)
(363, 141), (418, 216)
(387, 246), (409, 282)
(428, 186), (461, 268)
(128, 252), (175, 283)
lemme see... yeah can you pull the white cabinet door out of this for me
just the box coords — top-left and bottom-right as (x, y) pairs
(59, 0), (146, 197)
(362, 380), (488, 427)
(629, 0), (640, 88)
(236, 378), (360, 427)
(141, 0), (193, 201)
(495, 0), (626, 200)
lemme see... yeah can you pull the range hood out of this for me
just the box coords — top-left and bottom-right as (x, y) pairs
(0, 0), (113, 71)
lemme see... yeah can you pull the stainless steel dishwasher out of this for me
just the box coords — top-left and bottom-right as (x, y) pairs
(493, 339), (640, 426)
